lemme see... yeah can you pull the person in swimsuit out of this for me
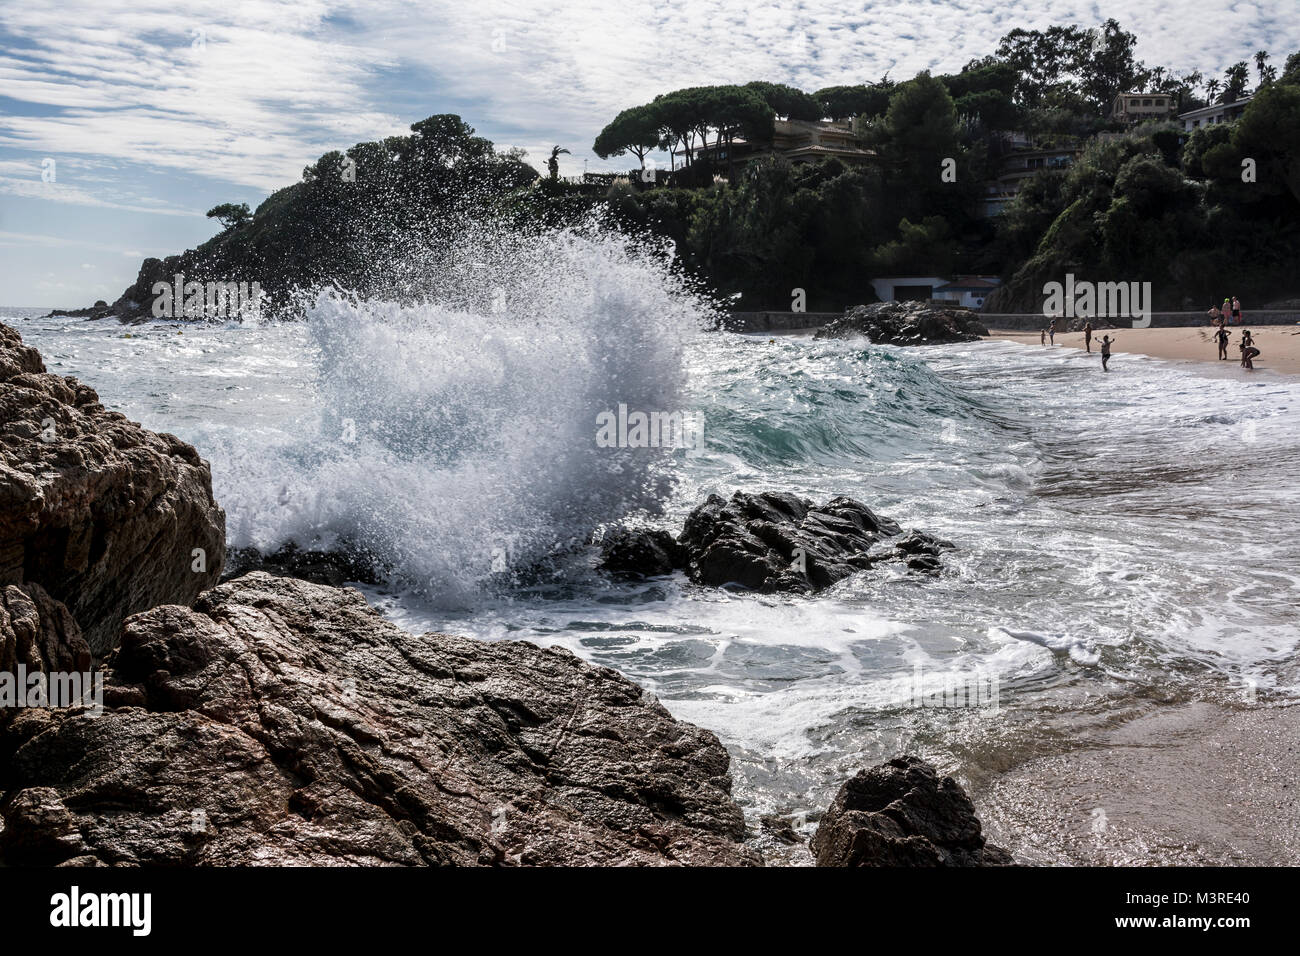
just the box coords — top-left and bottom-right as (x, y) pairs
(1083, 321), (1093, 353)
(1048, 318), (1056, 345)
(1232, 296), (1242, 323)
(1240, 329), (1258, 369)
(1101, 335), (1113, 372)
(1216, 325), (1231, 360)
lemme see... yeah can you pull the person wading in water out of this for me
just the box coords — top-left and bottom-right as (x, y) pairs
(1083, 321), (1094, 353)
(1101, 334), (1114, 372)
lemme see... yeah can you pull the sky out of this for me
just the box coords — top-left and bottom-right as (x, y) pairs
(1, 0), (1295, 307)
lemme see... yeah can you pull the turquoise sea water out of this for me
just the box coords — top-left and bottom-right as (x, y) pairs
(5, 286), (1298, 841)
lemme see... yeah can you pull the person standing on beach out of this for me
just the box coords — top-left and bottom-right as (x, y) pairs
(1040, 328), (1046, 345)
(1083, 321), (1093, 353)
(1223, 297), (1234, 324)
(1216, 324), (1231, 360)
(1048, 318), (1057, 345)
(1100, 335), (1113, 372)
(1233, 296), (1243, 324)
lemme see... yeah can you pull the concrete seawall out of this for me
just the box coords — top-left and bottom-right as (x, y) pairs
(718, 311), (843, 332)
(981, 311), (1300, 330)
(720, 309), (1300, 333)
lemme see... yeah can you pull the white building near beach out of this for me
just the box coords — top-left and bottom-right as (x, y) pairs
(1178, 95), (1253, 131)
(870, 275), (1001, 309)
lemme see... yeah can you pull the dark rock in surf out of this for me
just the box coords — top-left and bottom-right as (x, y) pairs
(598, 528), (686, 578)
(760, 814), (804, 845)
(222, 541), (384, 587)
(0, 322), (226, 657)
(677, 491), (903, 593)
(44, 301), (115, 321)
(0, 573), (759, 866)
(887, 530), (955, 575)
(814, 301), (989, 345)
(812, 756), (1013, 867)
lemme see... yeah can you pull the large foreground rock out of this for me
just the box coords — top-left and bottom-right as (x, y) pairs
(811, 756), (1013, 866)
(815, 301), (989, 345)
(0, 322), (225, 656)
(0, 573), (759, 866)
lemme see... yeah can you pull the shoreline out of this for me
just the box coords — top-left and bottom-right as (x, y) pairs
(975, 700), (1300, 865)
(990, 325), (1300, 376)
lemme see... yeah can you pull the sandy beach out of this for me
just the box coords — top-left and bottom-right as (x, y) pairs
(992, 325), (1300, 375)
(976, 702), (1300, 865)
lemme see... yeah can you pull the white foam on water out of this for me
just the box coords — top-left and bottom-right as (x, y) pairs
(212, 224), (713, 606)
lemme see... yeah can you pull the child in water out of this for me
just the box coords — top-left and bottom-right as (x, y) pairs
(1100, 335), (1113, 371)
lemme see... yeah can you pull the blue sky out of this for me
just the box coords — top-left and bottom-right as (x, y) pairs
(2, 0), (1296, 307)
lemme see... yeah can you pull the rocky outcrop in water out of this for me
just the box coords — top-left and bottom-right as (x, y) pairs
(222, 541), (384, 587)
(811, 756), (1013, 866)
(600, 492), (950, 592)
(46, 301), (114, 321)
(0, 322), (226, 656)
(680, 492), (900, 591)
(814, 301), (989, 345)
(597, 528), (686, 579)
(0, 573), (759, 866)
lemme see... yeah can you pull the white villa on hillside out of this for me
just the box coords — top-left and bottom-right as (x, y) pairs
(1178, 95), (1253, 131)
(981, 144), (1081, 217)
(672, 119), (873, 169)
(1109, 92), (1178, 123)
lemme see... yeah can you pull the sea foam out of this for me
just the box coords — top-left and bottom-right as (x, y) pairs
(224, 222), (714, 605)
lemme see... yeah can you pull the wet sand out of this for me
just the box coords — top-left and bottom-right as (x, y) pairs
(992, 325), (1300, 376)
(975, 702), (1300, 865)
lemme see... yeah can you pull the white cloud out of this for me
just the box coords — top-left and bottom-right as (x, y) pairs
(0, 175), (201, 215)
(1, 0), (1296, 188)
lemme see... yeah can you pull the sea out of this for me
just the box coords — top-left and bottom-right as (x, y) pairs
(5, 229), (1298, 857)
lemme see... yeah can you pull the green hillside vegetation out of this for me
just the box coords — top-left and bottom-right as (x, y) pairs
(106, 21), (1300, 318)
